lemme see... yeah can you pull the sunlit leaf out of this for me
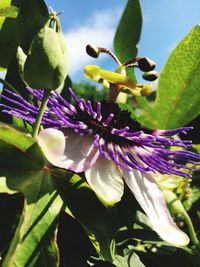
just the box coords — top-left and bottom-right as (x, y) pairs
(0, 0), (19, 18)
(114, 0), (142, 80)
(0, 0), (21, 70)
(136, 25), (200, 129)
(0, 124), (63, 266)
(114, 251), (145, 267)
(0, 177), (17, 194)
(0, 17), (17, 69)
(16, 0), (49, 53)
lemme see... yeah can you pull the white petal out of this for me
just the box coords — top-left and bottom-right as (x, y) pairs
(38, 128), (100, 172)
(121, 168), (189, 246)
(85, 155), (124, 204)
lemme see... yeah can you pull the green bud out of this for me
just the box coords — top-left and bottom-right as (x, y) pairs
(142, 71), (159, 81)
(138, 57), (156, 72)
(18, 16), (68, 91)
(86, 44), (100, 58)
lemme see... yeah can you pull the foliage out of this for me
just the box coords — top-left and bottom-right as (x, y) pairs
(0, 0), (200, 266)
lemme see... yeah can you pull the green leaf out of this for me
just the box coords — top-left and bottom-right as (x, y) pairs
(0, 177), (17, 194)
(11, 0), (24, 8)
(16, 0), (49, 53)
(0, 0), (20, 70)
(0, 17), (17, 69)
(0, 0), (19, 18)
(136, 25), (200, 129)
(55, 173), (119, 262)
(114, 0), (142, 80)
(0, 124), (63, 266)
(114, 251), (145, 267)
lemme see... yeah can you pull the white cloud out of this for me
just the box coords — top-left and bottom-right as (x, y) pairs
(64, 8), (122, 76)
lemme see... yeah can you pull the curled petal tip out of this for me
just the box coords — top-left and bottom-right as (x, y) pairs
(155, 224), (190, 247)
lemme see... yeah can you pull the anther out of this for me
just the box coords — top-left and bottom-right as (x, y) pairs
(142, 71), (159, 81)
(138, 57), (156, 72)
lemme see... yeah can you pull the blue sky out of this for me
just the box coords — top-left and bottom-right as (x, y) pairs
(45, 0), (200, 82)
(2, 0), (200, 83)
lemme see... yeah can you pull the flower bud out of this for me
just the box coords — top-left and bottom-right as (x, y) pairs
(86, 44), (100, 58)
(142, 71), (159, 81)
(138, 57), (156, 72)
(17, 15), (68, 91)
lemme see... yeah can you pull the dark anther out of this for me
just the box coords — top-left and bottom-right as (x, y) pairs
(142, 71), (159, 81)
(138, 57), (156, 72)
(86, 44), (100, 58)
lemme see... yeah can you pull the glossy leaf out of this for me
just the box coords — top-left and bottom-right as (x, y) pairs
(16, 0), (49, 53)
(114, 251), (145, 267)
(0, 17), (17, 69)
(55, 173), (119, 262)
(136, 25), (200, 129)
(0, 124), (63, 267)
(0, 0), (20, 70)
(114, 0), (142, 80)
(0, 177), (17, 194)
(0, 0), (19, 18)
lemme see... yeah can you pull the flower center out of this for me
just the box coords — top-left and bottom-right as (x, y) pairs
(75, 101), (141, 145)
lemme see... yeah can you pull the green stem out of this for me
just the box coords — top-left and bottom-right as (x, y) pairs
(32, 90), (50, 138)
(183, 211), (200, 247)
(178, 177), (190, 202)
(0, 78), (19, 95)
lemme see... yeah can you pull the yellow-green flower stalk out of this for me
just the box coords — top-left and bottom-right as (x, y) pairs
(84, 45), (158, 103)
(84, 65), (152, 98)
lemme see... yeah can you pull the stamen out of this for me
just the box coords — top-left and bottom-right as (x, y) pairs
(51, 106), (87, 130)
(96, 102), (102, 121)
(111, 126), (130, 135)
(3, 110), (36, 123)
(86, 100), (97, 119)
(136, 148), (193, 177)
(3, 89), (38, 111)
(107, 142), (131, 171)
(123, 131), (143, 137)
(155, 136), (191, 147)
(54, 91), (77, 114)
(126, 152), (151, 172)
(102, 113), (114, 126)
(95, 137), (110, 160)
(115, 144), (149, 172)
(68, 88), (86, 111)
(26, 88), (44, 100)
(0, 94), (36, 113)
(153, 127), (193, 136)
(93, 134), (100, 147)
(158, 149), (200, 160)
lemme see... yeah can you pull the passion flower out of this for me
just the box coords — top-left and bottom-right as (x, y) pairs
(1, 87), (200, 246)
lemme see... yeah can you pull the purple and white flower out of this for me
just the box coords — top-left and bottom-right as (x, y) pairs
(1, 87), (200, 246)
